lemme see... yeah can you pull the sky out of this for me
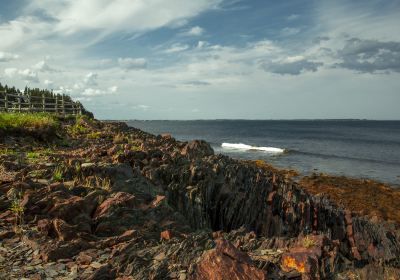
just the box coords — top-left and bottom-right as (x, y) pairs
(0, 0), (400, 120)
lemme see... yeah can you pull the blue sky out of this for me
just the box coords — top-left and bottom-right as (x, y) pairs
(0, 0), (400, 119)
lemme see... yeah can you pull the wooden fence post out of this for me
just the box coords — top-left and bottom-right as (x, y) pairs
(18, 93), (21, 112)
(55, 95), (58, 114)
(28, 93), (31, 113)
(4, 92), (8, 112)
(61, 95), (65, 115)
(42, 93), (45, 113)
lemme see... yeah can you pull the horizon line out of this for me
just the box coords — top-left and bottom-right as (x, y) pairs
(100, 118), (400, 122)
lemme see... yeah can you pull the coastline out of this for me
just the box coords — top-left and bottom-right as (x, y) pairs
(1, 117), (399, 279)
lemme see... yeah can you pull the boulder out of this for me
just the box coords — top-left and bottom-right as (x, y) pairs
(181, 140), (214, 160)
(192, 239), (266, 280)
(93, 192), (138, 236)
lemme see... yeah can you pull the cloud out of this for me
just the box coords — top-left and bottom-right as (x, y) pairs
(335, 38), (400, 73)
(313, 36), (330, 44)
(44, 79), (54, 88)
(83, 72), (98, 86)
(82, 88), (106, 97)
(163, 43), (190, 54)
(20, 1), (222, 41)
(108, 86), (118, 93)
(118, 58), (147, 70)
(0, 52), (19, 62)
(81, 85), (118, 97)
(262, 56), (323, 75)
(34, 60), (59, 72)
(135, 104), (150, 111)
(287, 14), (300, 21)
(4, 67), (39, 82)
(184, 26), (204, 36)
(281, 27), (301, 36)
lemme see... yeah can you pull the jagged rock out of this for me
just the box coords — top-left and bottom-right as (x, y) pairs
(39, 239), (92, 262)
(87, 264), (116, 280)
(281, 235), (339, 279)
(53, 218), (79, 241)
(181, 140), (214, 159)
(76, 252), (93, 265)
(93, 192), (138, 236)
(192, 239), (266, 280)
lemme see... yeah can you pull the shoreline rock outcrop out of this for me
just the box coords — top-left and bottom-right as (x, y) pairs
(0, 118), (399, 279)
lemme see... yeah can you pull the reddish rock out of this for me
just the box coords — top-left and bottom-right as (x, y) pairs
(37, 219), (53, 236)
(181, 140), (214, 159)
(94, 192), (136, 218)
(160, 230), (173, 241)
(99, 229), (138, 247)
(281, 235), (338, 280)
(48, 195), (92, 222)
(76, 251), (93, 265)
(40, 239), (92, 262)
(160, 133), (172, 139)
(192, 239), (266, 280)
(53, 218), (78, 241)
(150, 195), (165, 208)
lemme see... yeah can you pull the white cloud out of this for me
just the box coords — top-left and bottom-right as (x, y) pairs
(134, 104), (150, 111)
(108, 86), (118, 93)
(197, 41), (209, 49)
(82, 88), (105, 97)
(34, 60), (58, 72)
(16, 0), (222, 44)
(44, 79), (54, 88)
(164, 43), (190, 54)
(281, 27), (301, 36)
(4, 68), (18, 78)
(4, 67), (39, 83)
(81, 85), (118, 97)
(184, 26), (205, 36)
(83, 72), (98, 86)
(287, 14), (299, 21)
(0, 52), (19, 62)
(118, 58), (147, 70)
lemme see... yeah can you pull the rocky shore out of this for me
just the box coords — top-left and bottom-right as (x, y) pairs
(0, 116), (399, 279)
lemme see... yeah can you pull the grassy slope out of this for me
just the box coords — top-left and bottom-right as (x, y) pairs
(0, 113), (61, 134)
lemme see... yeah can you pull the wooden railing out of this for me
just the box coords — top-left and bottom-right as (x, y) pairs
(0, 91), (82, 115)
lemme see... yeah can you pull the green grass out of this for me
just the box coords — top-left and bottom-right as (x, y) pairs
(0, 113), (59, 132)
(52, 166), (64, 182)
(26, 151), (40, 159)
(87, 131), (102, 139)
(0, 148), (16, 155)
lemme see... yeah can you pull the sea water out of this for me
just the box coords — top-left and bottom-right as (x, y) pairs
(126, 120), (400, 186)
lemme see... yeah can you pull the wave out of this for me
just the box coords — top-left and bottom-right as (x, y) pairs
(221, 143), (285, 154)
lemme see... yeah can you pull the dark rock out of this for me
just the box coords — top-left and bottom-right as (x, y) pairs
(93, 192), (138, 236)
(181, 140), (214, 160)
(87, 264), (116, 280)
(192, 239), (266, 280)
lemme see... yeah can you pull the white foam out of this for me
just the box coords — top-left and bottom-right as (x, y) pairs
(221, 143), (285, 153)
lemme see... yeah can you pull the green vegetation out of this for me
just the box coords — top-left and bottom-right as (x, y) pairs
(52, 166), (64, 182)
(87, 131), (102, 139)
(9, 193), (25, 234)
(302, 236), (316, 248)
(0, 112), (59, 132)
(113, 133), (126, 144)
(26, 151), (40, 159)
(0, 148), (16, 155)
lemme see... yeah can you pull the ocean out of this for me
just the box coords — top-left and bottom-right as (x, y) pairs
(126, 120), (400, 186)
